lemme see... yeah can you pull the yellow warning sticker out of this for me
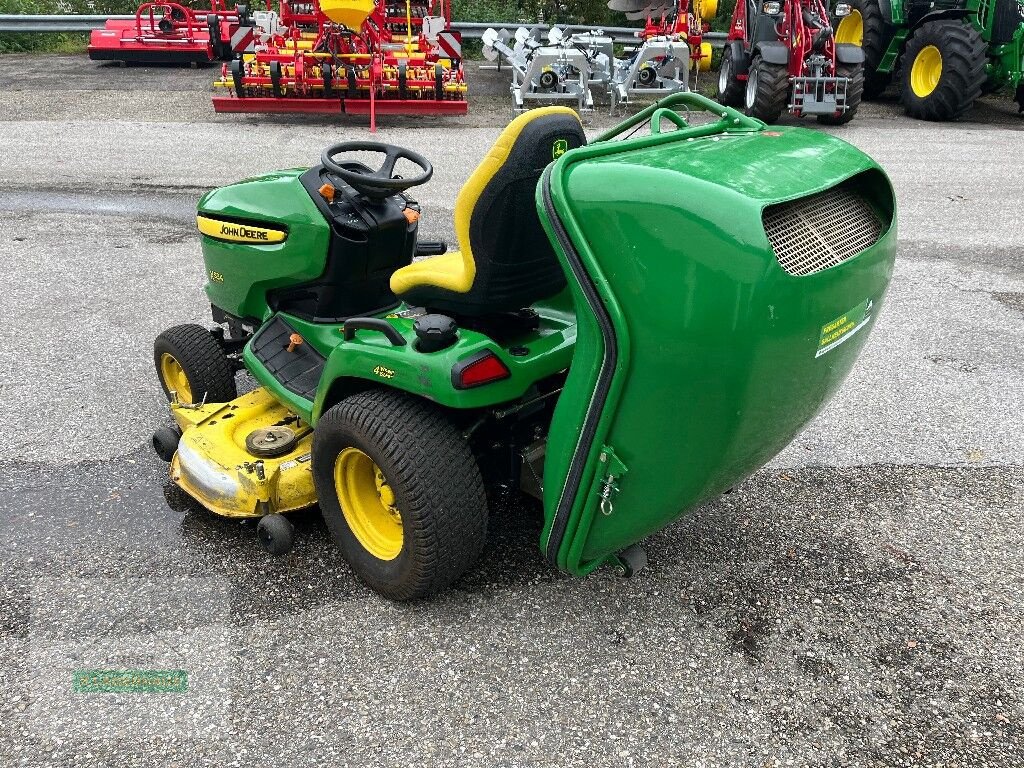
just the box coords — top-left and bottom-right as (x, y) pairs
(816, 299), (874, 358)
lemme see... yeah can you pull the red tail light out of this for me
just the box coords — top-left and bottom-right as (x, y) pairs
(452, 351), (511, 389)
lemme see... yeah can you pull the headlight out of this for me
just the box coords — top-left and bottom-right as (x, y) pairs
(762, 1), (782, 14)
(835, 2), (852, 15)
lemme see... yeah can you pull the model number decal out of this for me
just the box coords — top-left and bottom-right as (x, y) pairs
(209, 270), (225, 283)
(373, 365), (395, 379)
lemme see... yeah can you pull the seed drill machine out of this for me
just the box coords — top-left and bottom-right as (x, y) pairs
(212, 0), (467, 126)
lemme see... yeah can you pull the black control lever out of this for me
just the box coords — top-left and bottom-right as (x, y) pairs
(343, 318), (407, 346)
(415, 240), (448, 257)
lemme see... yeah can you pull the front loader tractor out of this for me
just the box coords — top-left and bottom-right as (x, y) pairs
(718, 0), (867, 123)
(835, 0), (1024, 119)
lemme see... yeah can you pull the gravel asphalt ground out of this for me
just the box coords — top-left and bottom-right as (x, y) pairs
(0, 54), (1021, 767)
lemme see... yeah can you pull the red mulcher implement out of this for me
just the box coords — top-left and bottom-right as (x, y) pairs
(211, 0), (467, 127)
(88, 1), (249, 65)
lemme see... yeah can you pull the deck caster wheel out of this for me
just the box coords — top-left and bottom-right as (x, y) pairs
(257, 513), (294, 556)
(613, 544), (648, 578)
(152, 426), (182, 462)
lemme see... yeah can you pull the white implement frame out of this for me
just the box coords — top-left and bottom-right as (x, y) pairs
(483, 25), (690, 113)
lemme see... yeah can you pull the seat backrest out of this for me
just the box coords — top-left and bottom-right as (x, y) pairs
(452, 107), (586, 315)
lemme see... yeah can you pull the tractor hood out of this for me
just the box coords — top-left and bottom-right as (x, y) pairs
(537, 98), (897, 576)
(196, 169), (331, 323)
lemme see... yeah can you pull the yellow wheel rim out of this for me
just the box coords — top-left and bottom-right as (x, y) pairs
(697, 0), (718, 21)
(159, 353), (193, 403)
(334, 447), (403, 561)
(910, 45), (942, 98)
(835, 10), (864, 45)
(698, 41), (713, 72)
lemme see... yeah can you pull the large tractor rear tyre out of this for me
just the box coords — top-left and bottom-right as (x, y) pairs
(313, 389), (488, 601)
(900, 19), (987, 121)
(834, 0), (893, 98)
(818, 63), (865, 125)
(154, 324), (237, 405)
(744, 55), (790, 124)
(717, 46), (745, 107)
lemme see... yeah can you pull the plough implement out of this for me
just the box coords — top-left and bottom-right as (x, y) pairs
(481, 0), (716, 111)
(88, 1), (248, 65)
(211, 0), (467, 127)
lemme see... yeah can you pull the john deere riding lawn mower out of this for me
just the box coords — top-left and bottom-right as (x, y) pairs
(835, 0), (1024, 118)
(717, 0), (867, 123)
(152, 93), (896, 600)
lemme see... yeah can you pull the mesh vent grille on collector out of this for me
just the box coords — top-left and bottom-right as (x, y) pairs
(763, 188), (884, 277)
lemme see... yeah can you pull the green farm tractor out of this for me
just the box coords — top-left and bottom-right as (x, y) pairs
(152, 93), (896, 600)
(835, 0), (1024, 118)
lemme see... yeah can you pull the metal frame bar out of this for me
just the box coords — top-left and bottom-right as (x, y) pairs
(0, 14), (728, 45)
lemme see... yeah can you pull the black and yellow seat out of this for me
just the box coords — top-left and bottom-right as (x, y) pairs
(389, 106), (586, 316)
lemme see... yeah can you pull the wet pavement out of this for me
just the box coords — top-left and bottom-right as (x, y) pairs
(0, 53), (1022, 767)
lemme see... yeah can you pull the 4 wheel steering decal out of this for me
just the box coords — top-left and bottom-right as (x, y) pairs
(196, 216), (287, 244)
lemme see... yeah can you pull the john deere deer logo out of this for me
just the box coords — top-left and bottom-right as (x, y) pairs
(552, 139), (568, 159)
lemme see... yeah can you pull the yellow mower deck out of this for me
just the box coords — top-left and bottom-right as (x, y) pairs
(169, 388), (316, 518)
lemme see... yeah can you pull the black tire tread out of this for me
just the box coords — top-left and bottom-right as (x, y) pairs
(899, 19), (987, 121)
(717, 47), (744, 107)
(818, 63), (865, 125)
(154, 324), (236, 404)
(313, 389), (488, 601)
(840, 0), (893, 98)
(746, 55), (790, 124)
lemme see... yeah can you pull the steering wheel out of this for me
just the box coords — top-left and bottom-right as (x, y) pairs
(321, 141), (433, 200)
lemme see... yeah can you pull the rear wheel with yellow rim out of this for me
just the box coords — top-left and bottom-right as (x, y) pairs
(832, 0), (893, 98)
(313, 389), (488, 601)
(899, 19), (986, 121)
(153, 324), (237, 405)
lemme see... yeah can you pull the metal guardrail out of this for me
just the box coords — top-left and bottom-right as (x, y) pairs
(0, 14), (133, 32)
(0, 13), (727, 46)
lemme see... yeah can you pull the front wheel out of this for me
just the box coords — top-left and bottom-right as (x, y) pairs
(717, 46), (744, 107)
(154, 324), (236, 405)
(745, 55), (790, 124)
(899, 19), (987, 121)
(312, 389), (488, 601)
(818, 63), (865, 125)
